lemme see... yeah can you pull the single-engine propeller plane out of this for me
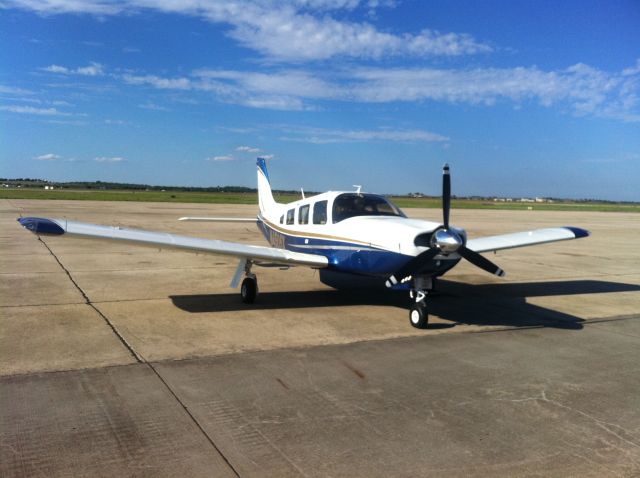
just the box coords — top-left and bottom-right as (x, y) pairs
(18, 158), (589, 328)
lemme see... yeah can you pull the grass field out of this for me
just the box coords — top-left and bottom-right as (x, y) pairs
(1, 188), (638, 212)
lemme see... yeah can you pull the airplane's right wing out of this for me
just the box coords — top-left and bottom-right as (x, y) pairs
(17, 217), (328, 268)
(178, 217), (257, 222)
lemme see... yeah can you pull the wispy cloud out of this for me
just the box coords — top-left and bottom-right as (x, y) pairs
(123, 74), (190, 90)
(7, 1), (490, 61)
(35, 153), (61, 160)
(94, 156), (126, 162)
(104, 119), (131, 125)
(42, 62), (104, 76)
(207, 155), (236, 161)
(116, 61), (640, 120)
(0, 105), (71, 116)
(137, 101), (169, 111)
(0, 85), (34, 95)
(279, 126), (449, 143)
(236, 145), (261, 153)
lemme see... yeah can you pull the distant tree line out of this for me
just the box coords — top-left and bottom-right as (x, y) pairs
(0, 178), (635, 204)
(0, 178), (317, 195)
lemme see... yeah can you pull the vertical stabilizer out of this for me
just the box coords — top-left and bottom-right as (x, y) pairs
(257, 157), (277, 215)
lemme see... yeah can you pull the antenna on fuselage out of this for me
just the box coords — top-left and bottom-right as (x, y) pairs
(353, 185), (362, 195)
(300, 188), (305, 199)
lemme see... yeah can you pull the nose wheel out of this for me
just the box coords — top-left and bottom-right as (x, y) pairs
(409, 302), (428, 328)
(408, 277), (432, 328)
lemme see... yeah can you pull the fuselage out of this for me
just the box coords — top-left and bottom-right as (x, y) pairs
(256, 190), (462, 285)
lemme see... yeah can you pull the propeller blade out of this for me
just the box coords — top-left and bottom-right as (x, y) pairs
(385, 248), (439, 288)
(458, 246), (506, 277)
(442, 164), (451, 229)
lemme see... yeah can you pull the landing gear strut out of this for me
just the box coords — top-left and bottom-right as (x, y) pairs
(408, 276), (433, 329)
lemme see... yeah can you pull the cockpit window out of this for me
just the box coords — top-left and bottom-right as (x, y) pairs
(332, 193), (405, 223)
(286, 209), (295, 225)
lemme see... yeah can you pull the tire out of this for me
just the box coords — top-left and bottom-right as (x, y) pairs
(409, 303), (428, 329)
(240, 277), (258, 304)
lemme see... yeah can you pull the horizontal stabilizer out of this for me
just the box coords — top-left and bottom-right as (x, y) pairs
(178, 217), (257, 222)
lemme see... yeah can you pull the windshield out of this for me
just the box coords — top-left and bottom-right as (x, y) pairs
(332, 193), (406, 223)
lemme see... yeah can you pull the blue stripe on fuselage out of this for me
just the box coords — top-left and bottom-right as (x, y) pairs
(257, 217), (458, 276)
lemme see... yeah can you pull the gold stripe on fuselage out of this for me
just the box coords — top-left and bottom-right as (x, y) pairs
(260, 216), (387, 250)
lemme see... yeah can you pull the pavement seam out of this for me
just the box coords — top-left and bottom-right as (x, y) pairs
(37, 236), (144, 363)
(34, 236), (243, 476)
(2, 313), (638, 380)
(145, 362), (243, 478)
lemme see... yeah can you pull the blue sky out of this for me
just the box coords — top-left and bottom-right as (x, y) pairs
(1, 0), (639, 200)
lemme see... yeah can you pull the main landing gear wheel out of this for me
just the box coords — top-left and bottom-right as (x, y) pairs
(240, 276), (258, 304)
(409, 303), (429, 329)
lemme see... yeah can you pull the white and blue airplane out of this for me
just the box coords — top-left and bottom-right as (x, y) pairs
(18, 158), (589, 328)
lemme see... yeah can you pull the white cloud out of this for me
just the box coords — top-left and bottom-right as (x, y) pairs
(119, 62), (640, 119)
(43, 65), (70, 74)
(94, 156), (126, 162)
(279, 126), (448, 143)
(122, 74), (191, 90)
(236, 145), (261, 153)
(207, 155), (236, 161)
(104, 119), (131, 125)
(0, 105), (71, 116)
(42, 62), (104, 76)
(7, 1), (490, 61)
(259, 154), (275, 159)
(138, 102), (169, 111)
(347, 63), (640, 120)
(35, 153), (61, 160)
(0, 84), (34, 96)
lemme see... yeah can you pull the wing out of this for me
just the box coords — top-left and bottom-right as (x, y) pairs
(466, 227), (589, 253)
(17, 217), (328, 268)
(178, 217), (257, 222)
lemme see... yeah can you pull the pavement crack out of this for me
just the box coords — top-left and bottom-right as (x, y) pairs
(496, 390), (640, 449)
(37, 236), (143, 363)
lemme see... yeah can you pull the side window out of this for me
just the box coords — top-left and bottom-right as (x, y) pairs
(299, 205), (310, 225)
(313, 200), (328, 225)
(279, 215), (284, 224)
(286, 209), (295, 225)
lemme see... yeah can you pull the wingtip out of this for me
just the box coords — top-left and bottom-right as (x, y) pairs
(563, 226), (590, 239)
(17, 217), (65, 235)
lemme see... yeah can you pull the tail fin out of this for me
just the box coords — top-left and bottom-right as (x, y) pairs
(257, 157), (277, 215)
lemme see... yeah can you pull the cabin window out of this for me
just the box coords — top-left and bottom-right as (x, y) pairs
(332, 193), (405, 223)
(279, 215), (284, 224)
(286, 209), (295, 225)
(298, 205), (310, 225)
(313, 200), (328, 224)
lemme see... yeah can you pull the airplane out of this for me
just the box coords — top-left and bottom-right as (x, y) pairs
(17, 158), (589, 328)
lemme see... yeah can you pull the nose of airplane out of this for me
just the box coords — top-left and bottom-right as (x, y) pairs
(433, 228), (463, 253)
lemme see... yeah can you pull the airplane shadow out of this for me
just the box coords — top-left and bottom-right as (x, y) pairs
(170, 279), (640, 331)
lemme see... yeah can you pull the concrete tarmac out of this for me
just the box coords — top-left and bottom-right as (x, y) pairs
(1, 199), (639, 477)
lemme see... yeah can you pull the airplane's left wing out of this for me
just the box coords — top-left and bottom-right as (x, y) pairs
(466, 227), (589, 253)
(17, 217), (328, 268)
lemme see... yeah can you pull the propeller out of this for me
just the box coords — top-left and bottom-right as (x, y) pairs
(385, 164), (505, 288)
